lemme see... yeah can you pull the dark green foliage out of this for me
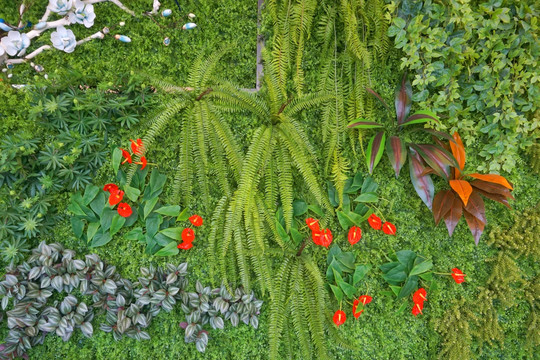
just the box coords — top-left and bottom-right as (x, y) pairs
(388, 0), (540, 172)
(0, 241), (261, 358)
(325, 244), (370, 302)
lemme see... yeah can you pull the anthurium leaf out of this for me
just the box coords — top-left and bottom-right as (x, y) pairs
(143, 197), (159, 219)
(338, 279), (357, 299)
(386, 136), (407, 178)
(353, 265), (371, 286)
(366, 87), (391, 111)
(307, 204), (324, 216)
(71, 217), (84, 239)
(410, 260), (433, 276)
(68, 199), (87, 217)
(361, 176), (378, 194)
(90, 231), (112, 248)
(82, 185), (100, 205)
(154, 241), (179, 257)
(327, 244), (342, 265)
(345, 172), (364, 194)
(159, 227), (183, 240)
(146, 170), (168, 199)
(395, 74), (412, 124)
(124, 206), (138, 227)
(443, 195), (463, 236)
(396, 250), (417, 272)
(100, 208), (115, 231)
(154, 205), (181, 217)
(155, 233), (174, 246)
(336, 210), (370, 230)
(419, 272), (433, 281)
(90, 192), (106, 215)
(329, 284), (344, 302)
(380, 261), (400, 274)
(390, 285), (401, 297)
(110, 214), (126, 236)
(112, 148), (122, 175)
(126, 227), (144, 241)
(276, 220), (290, 242)
(332, 268), (344, 284)
(366, 132), (386, 174)
(464, 192), (486, 224)
(463, 209), (485, 245)
(353, 192), (378, 203)
(396, 302), (408, 314)
(124, 185), (141, 202)
(408, 148), (435, 209)
(402, 110), (439, 126)
(432, 190), (455, 226)
(292, 200), (308, 216)
(449, 180), (473, 206)
(176, 208), (190, 222)
(336, 252), (356, 271)
(381, 291), (394, 298)
(466, 173), (513, 190)
(87, 222), (100, 242)
(397, 275), (418, 299)
(383, 264), (407, 284)
(347, 119), (385, 129)
(327, 181), (339, 207)
(290, 227), (303, 246)
(146, 213), (163, 238)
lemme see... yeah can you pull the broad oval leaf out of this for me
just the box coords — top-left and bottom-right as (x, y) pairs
(449, 180), (473, 206)
(432, 190), (455, 225)
(386, 136), (407, 178)
(408, 148), (435, 209)
(395, 74), (412, 124)
(464, 192), (486, 224)
(154, 205), (181, 217)
(466, 173), (513, 190)
(154, 241), (180, 256)
(124, 185), (141, 202)
(409, 260), (433, 276)
(463, 209), (485, 245)
(443, 195), (463, 236)
(366, 132), (386, 174)
(330, 284), (344, 302)
(353, 192), (378, 203)
(353, 264), (371, 286)
(347, 119), (385, 129)
(110, 214), (126, 236)
(397, 275), (418, 299)
(159, 227), (182, 240)
(411, 144), (459, 180)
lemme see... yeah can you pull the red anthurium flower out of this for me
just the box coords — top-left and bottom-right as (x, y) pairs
(348, 226), (362, 245)
(103, 183), (118, 193)
(352, 300), (364, 319)
(333, 310), (346, 326)
(120, 148), (132, 164)
(382, 222), (397, 235)
(413, 288), (427, 304)
(117, 203), (132, 217)
(182, 228), (195, 243)
(412, 302), (424, 316)
(130, 138), (143, 154)
(108, 189), (124, 206)
(367, 213), (382, 230)
(189, 214), (203, 227)
(358, 295), (372, 306)
(305, 218), (320, 232)
(135, 156), (147, 170)
(177, 242), (193, 250)
(451, 268), (466, 284)
(312, 230), (322, 245)
(318, 229), (333, 248)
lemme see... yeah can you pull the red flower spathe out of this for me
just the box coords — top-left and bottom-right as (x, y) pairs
(177, 242), (193, 250)
(182, 228), (195, 243)
(333, 310), (346, 326)
(358, 295), (372, 306)
(412, 288), (427, 304)
(103, 183), (118, 193)
(138, 156), (147, 170)
(412, 302), (423, 316)
(382, 222), (396, 235)
(305, 218), (320, 232)
(108, 190), (124, 206)
(367, 213), (382, 230)
(120, 148), (132, 164)
(352, 300), (363, 319)
(189, 214), (203, 227)
(451, 268), (466, 284)
(348, 226), (362, 245)
(318, 229), (333, 248)
(117, 202), (132, 217)
(130, 138), (143, 154)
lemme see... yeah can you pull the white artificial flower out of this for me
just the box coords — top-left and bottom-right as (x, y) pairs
(69, 0), (96, 28)
(0, 44), (5, 56)
(1, 31), (31, 56)
(50, 26), (77, 53)
(48, 0), (74, 15)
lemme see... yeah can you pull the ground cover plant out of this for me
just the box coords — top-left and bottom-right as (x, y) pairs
(0, 0), (538, 359)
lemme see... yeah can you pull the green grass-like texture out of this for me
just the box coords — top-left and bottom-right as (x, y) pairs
(1, 1), (538, 359)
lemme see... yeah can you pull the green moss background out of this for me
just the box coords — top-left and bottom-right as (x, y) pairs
(1, 0), (538, 359)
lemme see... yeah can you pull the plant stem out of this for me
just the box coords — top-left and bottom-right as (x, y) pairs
(296, 239), (308, 256)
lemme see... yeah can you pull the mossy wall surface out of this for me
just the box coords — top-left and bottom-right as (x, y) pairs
(0, 0), (538, 359)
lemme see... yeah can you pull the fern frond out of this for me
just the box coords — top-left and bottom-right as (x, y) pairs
(269, 256), (294, 359)
(276, 139), (294, 231)
(207, 195), (229, 285)
(331, 148), (350, 208)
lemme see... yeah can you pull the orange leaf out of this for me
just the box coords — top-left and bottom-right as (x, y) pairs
(450, 180), (473, 206)
(450, 132), (466, 177)
(466, 173), (513, 190)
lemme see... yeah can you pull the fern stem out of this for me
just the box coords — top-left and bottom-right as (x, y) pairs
(296, 238), (308, 256)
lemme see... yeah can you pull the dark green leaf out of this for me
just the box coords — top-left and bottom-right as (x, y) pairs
(396, 250), (417, 272)
(110, 214), (126, 236)
(124, 185), (141, 202)
(90, 231), (112, 248)
(87, 222), (100, 242)
(292, 200), (308, 216)
(159, 227), (183, 240)
(329, 285), (343, 302)
(126, 227), (144, 241)
(82, 185), (100, 205)
(71, 217), (84, 239)
(112, 148), (122, 175)
(353, 264), (371, 286)
(154, 241), (179, 256)
(410, 260), (433, 276)
(353, 192), (378, 203)
(143, 197), (159, 219)
(397, 275), (418, 299)
(361, 176), (378, 194)
(390, 285), (401, 296)
(290, 227), (303, 246)
(90, 192), (106, 215)
(146, 213), (163, 238)
(307, 204), (323, 217)
(338, 279), (357, 299)
(100, 208), (115, 231)
(154, 205), (181, 217)
(336, 252), (355, 271)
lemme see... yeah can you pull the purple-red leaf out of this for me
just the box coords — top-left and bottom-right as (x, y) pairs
(432, 190), (455, 226)
(464, 192), (486, 224)
(473, 188), (512, 209)
(395, 73), (412, 125)
(466, 173), (513, 190)
(443, 195), (463, 236)
(402, 110), (439, 126)
(471, 180), (514, 200)
(408, 148), (435, 209)
(347, 119), (385, 129)
(463, 209), (485, 245)
(366, 87), (391, 111)
(386, 136), (407, 178)
(421, 129), (457, 145)
(366, 132), (386, 174)
(411, 144), (459, 180)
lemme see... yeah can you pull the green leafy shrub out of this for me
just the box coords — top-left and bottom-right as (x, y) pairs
(387, 0), (540, 172)
(0, 241), (261, 358)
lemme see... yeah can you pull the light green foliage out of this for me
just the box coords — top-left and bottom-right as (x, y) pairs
(387, 0), (540, 172)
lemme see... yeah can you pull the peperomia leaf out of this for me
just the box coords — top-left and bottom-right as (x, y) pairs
(395, 73), (412, 124)
(386, 136), (407, 178)
(366, 132), (386, 174)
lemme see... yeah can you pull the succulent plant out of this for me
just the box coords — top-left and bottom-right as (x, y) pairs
(0, 241), (262, 358)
